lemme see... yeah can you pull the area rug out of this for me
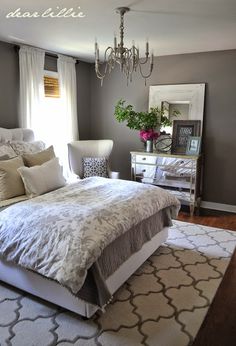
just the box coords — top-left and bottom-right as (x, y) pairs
(0, 220), (236, 346)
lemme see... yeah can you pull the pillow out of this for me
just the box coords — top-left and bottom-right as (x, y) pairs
(22, 145), (56, 167)
(11, 128), (24, 141)
(10, 140), (46, 155)
(18, 158), (66, 198)
(83, 157), (108, 178)
(0, 156), (25, 201)
(0, 143), (17, 158)
(0, 154), (10, 161)
(0, 128), (13, 142)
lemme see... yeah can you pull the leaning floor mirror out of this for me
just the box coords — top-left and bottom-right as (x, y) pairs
(149, 83), (205, 153)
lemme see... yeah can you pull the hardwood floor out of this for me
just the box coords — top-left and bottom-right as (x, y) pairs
(178, 209), (236, 231)
(178, 208), (236, 345)
(192, 247), (236, 346)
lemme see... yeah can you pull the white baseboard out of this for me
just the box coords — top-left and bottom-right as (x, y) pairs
(201, 201), (236, 214)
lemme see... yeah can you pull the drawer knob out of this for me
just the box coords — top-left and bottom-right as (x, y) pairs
(142, 169), (146, 172)
(142, 157), (146, 160)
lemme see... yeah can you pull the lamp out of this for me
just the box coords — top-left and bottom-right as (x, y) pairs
(95, 7), (154, 85)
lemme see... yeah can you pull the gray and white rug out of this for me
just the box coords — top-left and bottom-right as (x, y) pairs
(1, 220), (236, 346)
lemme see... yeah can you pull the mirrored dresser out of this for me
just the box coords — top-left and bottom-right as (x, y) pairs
(130, 151), (203, 216)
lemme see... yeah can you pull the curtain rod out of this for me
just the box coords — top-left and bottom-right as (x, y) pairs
(14, 44), (79, 63)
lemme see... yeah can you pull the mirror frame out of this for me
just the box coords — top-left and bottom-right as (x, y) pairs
(149, 83), (205, 135)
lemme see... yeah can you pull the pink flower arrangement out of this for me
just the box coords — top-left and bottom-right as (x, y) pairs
(139, 129), (160, 142)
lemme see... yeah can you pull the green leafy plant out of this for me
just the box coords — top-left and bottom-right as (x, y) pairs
(114, 99), (177, 131)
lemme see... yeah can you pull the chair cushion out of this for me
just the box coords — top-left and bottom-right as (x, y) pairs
(82, 157), (108, 178)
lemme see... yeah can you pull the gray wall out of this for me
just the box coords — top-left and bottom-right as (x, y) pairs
(0, 41), (91, 140)
(90, 50), (236, 205)
(76, 61), (91, 139)
(0, 41), (19, 128)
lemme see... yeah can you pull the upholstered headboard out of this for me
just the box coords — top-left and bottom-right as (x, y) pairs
(0, 128), (34, 143)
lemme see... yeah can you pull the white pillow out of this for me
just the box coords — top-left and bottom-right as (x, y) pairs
(18, 158), (66, 198)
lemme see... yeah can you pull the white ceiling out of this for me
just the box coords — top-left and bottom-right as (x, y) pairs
(0, 0), (236, 62)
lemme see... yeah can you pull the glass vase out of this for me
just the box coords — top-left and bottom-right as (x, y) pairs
(146, 139), (153, 153)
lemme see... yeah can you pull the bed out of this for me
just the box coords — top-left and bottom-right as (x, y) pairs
(0, 128), (180, 317)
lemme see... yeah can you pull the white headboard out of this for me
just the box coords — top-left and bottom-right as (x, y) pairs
(0, 128), (34, 143)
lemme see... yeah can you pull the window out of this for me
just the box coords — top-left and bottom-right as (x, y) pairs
(33, 71), (69, 176)
(44, 74), (60, 98)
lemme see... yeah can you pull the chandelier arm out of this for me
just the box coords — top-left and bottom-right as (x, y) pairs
(138, 61), (154, 79)
(95, 58), (107, 80)
(139, 56), (149, 65)
(104, 47), (114, 60)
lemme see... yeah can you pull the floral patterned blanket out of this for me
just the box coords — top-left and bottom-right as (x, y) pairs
(0, 177), (180, 296)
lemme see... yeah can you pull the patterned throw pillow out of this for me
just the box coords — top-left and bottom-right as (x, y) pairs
(82, 157), (108, 178)
(9, 140), (46, 155)
(0, 143), (17, 158)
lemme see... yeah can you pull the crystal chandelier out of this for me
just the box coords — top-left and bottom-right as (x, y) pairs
(95, 7), (154, 85)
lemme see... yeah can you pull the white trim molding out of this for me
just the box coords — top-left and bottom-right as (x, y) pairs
(201, 201), (236, 214)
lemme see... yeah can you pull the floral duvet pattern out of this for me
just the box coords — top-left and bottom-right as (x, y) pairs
(0, 177), (180, 295)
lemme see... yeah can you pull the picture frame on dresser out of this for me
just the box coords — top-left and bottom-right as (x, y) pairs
(186, 136), (201, 155)
(171, 120), (201, 154)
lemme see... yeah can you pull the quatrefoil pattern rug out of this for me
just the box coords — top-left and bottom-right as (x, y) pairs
(1, 220), (236, 346)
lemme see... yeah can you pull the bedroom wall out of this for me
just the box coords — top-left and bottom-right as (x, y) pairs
(90, 49), (236, 206)
(0, 41), (19, 128)
(0, 41), (91, 140)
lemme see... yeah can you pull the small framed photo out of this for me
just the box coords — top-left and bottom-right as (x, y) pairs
(186, 136), (201, 155)
(171, 120), (201, 154)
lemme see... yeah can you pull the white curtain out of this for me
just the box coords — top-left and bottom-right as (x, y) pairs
(57, 54), (78, 178)
(57, 54), (78, 141)
(19, 46), (45, 132)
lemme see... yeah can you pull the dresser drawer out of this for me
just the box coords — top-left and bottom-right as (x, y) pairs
(133, 154), (157, 164)
(156, 157), (195, 167)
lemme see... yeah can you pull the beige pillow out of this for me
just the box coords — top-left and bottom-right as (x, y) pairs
(0, 156), (25, 201)
(18, 158), (66, 198)
(23, 145), (55, 167)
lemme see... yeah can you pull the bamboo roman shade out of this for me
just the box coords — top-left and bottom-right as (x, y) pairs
(44, 75), (60, 98)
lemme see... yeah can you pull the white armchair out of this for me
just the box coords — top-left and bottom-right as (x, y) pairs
(68, 140), (119, 179)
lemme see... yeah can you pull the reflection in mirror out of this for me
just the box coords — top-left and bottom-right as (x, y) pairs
(161, 101), (190, 134)
(149, 84), (205, 135)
